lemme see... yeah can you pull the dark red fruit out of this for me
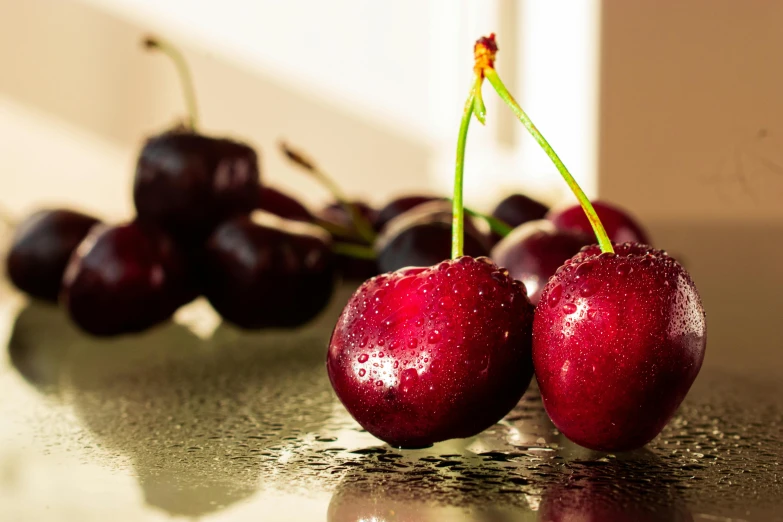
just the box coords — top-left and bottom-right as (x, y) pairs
(317, 201), (379, 235)
(61, 221), (192, 336)
(375, 195), (442, 231)
(6, 209), (101, 302)
(327, 256), (535, 448)
(376, 202), (490, 274)
(547, 200), (650, 245)
(134, 131), (261, 242)
(532, 242), (706, 451)
(492, 193), (549, 229)
(317, 201), (379, 281)
(491, 220), (591, 305)
(257, 186), (313, 222)
(202, 211), (335, 329)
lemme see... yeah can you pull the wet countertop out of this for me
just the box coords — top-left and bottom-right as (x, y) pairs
(0, 281), (780, 522)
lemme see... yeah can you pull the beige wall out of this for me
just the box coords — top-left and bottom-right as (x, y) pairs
(599, 0), (783, 372)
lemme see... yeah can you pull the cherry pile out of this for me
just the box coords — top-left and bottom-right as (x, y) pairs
(327, 33), (706, 452)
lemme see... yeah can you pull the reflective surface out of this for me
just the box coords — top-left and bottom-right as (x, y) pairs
(0, 281), (780, 521)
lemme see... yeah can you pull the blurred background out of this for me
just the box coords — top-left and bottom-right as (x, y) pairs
(0, 0), (781, 367)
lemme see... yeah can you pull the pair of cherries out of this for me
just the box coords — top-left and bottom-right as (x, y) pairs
(327, 34), (706, 452)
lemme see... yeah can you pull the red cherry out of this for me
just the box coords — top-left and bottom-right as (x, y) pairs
(547, 200), (650, 245)
(532, 242), (706, 451)
(257, 186), (313, 223)
(327, 256), (534, 448)
(491, 220), (592, 305)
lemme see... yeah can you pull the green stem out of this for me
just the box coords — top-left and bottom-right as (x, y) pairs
(484, 68), (613, 254)
(453, 80), (480, 258)
(143, 36), (200, 130)
(281, 143), (376, 244)
(332, 242), (377, 260)
(464, 207), (513, 238)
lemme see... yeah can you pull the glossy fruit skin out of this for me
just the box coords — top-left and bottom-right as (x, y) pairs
(202, 211), (336, 329)
(533, 243), (706, 451)
(376, 201), (491, 274)
(547, 200), (650, 245)
(491, 220), (591, 305)
(327, 256), (535, 448)
(257, 186), (313, 222)
(61, 221), (192, 336)
(492, 193), (549, 229)
(376, 195), (442, 232)
(6, 209), (101, 302)
(317, 201), (379, 281)
(134, 131), (261, 242)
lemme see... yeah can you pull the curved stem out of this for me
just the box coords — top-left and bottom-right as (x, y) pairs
(143, 36), (200, 130)
(281, 142), (376, 244)
(453, 80), (480, 258)
(483, 67), (613, 254)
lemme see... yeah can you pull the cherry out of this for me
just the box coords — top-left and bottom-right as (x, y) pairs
(202, 211), (335, 329)
(6, 209), (100, 302)
(548, 200), (651, 245)
(133, 37), (261, 243)
(61, 221), (193, 336)
(375, 195), (442, 231)
(474, 32), (706, 451)
(490, 220), (591, 305)
(376, 200), (490, 273)
(492, 193), (549, 229)
(533, 243), (705, 451)
(327, 50), (535, 448)
(327, 257), (534, 447)
(257, 186), (313, 222)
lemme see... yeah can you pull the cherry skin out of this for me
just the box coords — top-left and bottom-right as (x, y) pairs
(547, 200), (650, 245)
(532, 242), (706, 451)
(327, 256), (535, 448)
(202, 211), (335, 329)
(257, 186), (313, 223)
(61, 221), (193, 336)
(490, 220), (592, 305)
(492, 193), (549, 229)
(317, 200), (379, 234)
(376, 202), (490, 274)
(134, 130), (261, 243)
(375, 195), (443, 232)
(6, 209), (101, 302)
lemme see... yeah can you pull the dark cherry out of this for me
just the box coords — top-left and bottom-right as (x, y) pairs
(317, 201), (379, 281)
(202, 211), (335, 329)
(134, 131), (261, 242)
(548, 200), (650, 245)
(6, 209), (101, 302)
(376, 201), (490, 274)
(61, 221), (192, 336)
(490, 220), (592, 305)
(327, 256), (535, 448)
(492, 193), (549, 229)
(257, 186), (313, 222)
(532, 242), (706, 451)
(375, 195), (443, 231)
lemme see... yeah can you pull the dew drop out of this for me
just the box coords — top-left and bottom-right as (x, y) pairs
(579, 279), (601, 298)
(358, 354), (369, 363)
(428, 330), (442, 343)
(562, 303), (577, 315)
(408, 338), (418, 349)
(575, 261), (595, 279)
(358, 369), (366, 377)
(548, 284), (563, 308)
(617, 263), (633, 276)
(375, 380), (383, 386)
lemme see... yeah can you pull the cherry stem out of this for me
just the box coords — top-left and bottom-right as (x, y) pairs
(332, 242), (377, 260)
(143, 36), (200, 130)
(452, 76), (483, 258)
(463, 207), (512, 237)
(482, 67), (613, 254)
(280, 142), (377, 244)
